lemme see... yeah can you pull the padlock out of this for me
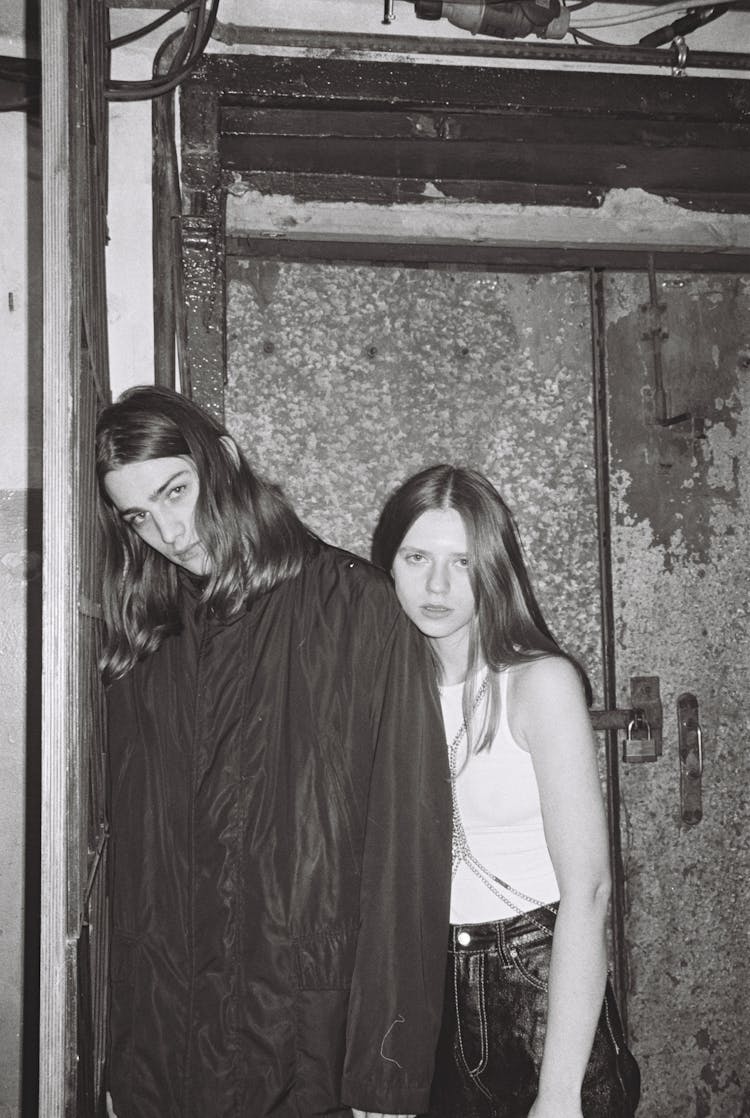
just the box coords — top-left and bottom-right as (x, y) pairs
(622, 715), (657, 763)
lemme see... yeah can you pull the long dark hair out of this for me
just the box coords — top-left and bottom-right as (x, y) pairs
(371, 464), (592, 754)
(96, 385), (311, 682)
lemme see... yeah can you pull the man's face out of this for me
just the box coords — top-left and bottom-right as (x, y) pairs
(104, 455), (210, 576)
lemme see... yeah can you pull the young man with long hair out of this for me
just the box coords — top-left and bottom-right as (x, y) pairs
(96, 387), (452, 1118)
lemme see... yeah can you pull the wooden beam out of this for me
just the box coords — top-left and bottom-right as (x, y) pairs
(225, 234), (750, 274)
(186, 54), (750, 212)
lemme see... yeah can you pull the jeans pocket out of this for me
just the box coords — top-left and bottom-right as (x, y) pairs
(507, 941), (550, 992)
(454, 952), (490, 1078)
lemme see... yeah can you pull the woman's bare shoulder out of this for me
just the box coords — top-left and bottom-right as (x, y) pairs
(507, 654), (582, 700)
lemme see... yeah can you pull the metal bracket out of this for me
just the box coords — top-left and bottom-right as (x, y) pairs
(630, 675), (663, 757)
(641, 255), (691, 428)
(590, 675), (663, 762)
(671, 35), (689, 78)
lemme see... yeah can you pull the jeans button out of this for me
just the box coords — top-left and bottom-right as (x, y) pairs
(457, 930), (471, 946)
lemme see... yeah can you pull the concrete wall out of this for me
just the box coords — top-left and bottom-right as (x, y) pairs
(225, 262), (602, 685)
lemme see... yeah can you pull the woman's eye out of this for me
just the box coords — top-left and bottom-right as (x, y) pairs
(168, 484), (187, 500)
(456, 557), (470, 568)
(405, 552), (425, 564)
(126, 512), (147, 527)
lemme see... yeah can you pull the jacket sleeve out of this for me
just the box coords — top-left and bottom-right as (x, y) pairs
(340, 597), (452, 1114)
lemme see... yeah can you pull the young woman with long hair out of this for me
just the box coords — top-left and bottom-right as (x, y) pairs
(372, 465), (640, 1118)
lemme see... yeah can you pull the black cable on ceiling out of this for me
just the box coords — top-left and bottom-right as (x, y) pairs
(570, 28), (624, 45)
(107, 0), (200, 51)
(0, 97), (39, 113)
(105, 0), (219, 102)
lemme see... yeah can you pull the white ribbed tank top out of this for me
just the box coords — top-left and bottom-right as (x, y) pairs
(440, 668), (560, 925)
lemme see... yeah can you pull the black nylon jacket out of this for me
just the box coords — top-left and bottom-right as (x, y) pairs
(106, 540), (452, 1117)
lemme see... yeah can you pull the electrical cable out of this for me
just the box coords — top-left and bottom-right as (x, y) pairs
(0, 65), (41, 82)
(0, 98), (38, 112)
(106, 0), (199, 50)
(106, 7), (203, 98)
(638, 3), (728, 46)
(570, 27), (624, 44)
(573, 0), (736, 27)
(105, 0), (219, 101)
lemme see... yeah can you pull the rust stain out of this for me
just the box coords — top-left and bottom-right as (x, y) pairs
(606, 274), (746, 567)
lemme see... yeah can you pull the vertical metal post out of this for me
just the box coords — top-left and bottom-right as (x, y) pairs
(589, 269), (629, 1034)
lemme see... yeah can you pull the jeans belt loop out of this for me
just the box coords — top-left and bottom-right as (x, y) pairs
(495, 919), (512, 968)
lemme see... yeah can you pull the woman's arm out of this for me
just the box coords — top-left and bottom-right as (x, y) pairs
(509, 656), (611, 1118)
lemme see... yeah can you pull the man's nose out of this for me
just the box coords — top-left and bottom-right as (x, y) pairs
(154, 509), (184, 546)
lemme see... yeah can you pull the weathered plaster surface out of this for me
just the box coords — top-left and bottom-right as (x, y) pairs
(607, 274), (749, 1117)
(226, 186), (750, 256)
(226, 260), (602, 693)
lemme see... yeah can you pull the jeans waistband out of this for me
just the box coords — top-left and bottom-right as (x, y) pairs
(449, 902), (558, 953)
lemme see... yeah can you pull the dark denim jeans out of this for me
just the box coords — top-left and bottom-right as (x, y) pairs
(422, 905), (640, 1118)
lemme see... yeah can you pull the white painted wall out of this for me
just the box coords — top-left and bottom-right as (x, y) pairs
(107, 96), (157, 399)
(0, 107), (34, 489)
(0, 33), (40, 1118)
(107, 21), (163, 398)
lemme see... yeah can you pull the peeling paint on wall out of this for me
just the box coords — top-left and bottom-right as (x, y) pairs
(606, 275), (747, 569)
(608, 273), (749, 1118)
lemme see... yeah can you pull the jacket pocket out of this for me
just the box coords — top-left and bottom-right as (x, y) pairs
(108, 930), (141, 1092)
(295, 920), (358, 990)
(293, 923), (357, 1111)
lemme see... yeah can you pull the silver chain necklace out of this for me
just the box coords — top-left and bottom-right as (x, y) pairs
(447, 671), (556, 927)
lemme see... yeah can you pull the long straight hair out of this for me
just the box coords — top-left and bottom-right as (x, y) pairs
(96, 385), (311, 682)
(371, 464), (592, 754)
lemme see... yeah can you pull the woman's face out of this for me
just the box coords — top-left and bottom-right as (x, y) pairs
(391, 507), (476, 660)
(103, 455), (209, 576)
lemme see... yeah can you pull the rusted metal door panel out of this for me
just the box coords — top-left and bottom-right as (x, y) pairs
(605, 272), (750, 1118)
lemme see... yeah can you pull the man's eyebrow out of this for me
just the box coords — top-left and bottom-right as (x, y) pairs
(118, 469), (190, 517)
